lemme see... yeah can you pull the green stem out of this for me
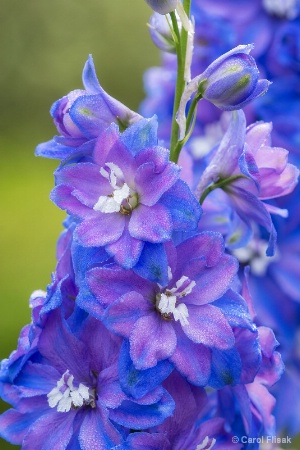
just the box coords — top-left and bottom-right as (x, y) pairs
(169, 0), (191, 163)
(199, 175), (247, 205)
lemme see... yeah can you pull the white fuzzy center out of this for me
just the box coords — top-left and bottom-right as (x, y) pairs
(196, 436), (216, 450)
(94, 162), (137, 214)
(47, 370), (95, 413)
(157, 270), (195, 326)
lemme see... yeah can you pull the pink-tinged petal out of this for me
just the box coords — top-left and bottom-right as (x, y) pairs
(256, 326), (284, 387)
(170, 325), (211, 386)
(130, 314), (177, 369)
(75, 214), (125, 247)
(246, 382), (276, 436)
(87, 266), (153, 307)
(246, 121), (272, 156)
(51, 185), (93, 219)
(22, 410), (75, 450)
(185, 255), (238, 306)
(103, 291), (152, 338)
(106, 222), (144, 269)
(135, 161), (180, 206)
(255, 146), (288, 172)
(129, 203), (172, 243)
(264, 203), (288, 217)
(183, 304), (235, 349)
(259, 163), (299, 199)
(93, 123), (120, 167)
(55, 163), (105, 206)
(79, 408), (122, 450)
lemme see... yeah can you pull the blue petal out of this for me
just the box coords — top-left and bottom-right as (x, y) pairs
(160, 179), (202, 231)
(109, 388), (175, 430)
(133, 243), (168, 285)
(118, 340), (173, 399)
(121, 117), (158, 155)
(82, 55), (101, 94)
(209, 347), (242, 388)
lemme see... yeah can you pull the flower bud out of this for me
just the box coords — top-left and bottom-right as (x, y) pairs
(144, 0), (178, 15)
(148, 13), (177, 53)
(176, 45), (270, 140)
(200, 44), (271, 111)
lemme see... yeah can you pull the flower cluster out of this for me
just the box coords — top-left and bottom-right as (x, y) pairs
(1, 1), (299, 449)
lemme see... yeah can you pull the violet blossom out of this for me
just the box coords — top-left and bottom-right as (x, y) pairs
(51, 117), (201, 269)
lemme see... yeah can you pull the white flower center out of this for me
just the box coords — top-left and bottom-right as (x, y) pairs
(47, 370), (96, 413)
(233, 239), (280, 277)
(196, 436), (216, 450)
(263, 0), (298, 19)
(93, 162), (137, 215)
(156, 270), (195, 326)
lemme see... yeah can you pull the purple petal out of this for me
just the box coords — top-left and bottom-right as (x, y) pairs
(135, 161), (180, 206)
(87, 266), (153, 307)
(135, 145), (170, 172)
(123, 432), (170, 450)
(129, 203), (172, 243)
(185, 255), (238, 306)
(0, 408), (46, 445)
(55, 163), (106, 206)
(93, 123), (120, 167)
(106, 222), (144, 269)
(37, 310), (90, 382)
(183, 304), (235, 349)
(79, 408), (122, 449)
(228, 185), (277, 256)
(75, 214), (125, 247)
(130, 314), (177, 369)
(51, 185), (93, 219)
(175, 232), (225, 270)
(103, 291), (152, 338)
(234, 327), (261, 385)
(170, 325), (211, 386)
(22, 411), (75, 450)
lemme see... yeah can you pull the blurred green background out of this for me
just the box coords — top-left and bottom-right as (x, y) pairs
(0, 1), (158, 448)
(0, 1), (299, 449)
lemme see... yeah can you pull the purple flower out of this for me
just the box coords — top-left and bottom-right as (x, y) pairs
(0, 310), (175, 448)
(84, 232), (258, 387)
(196, 110), (299, 255)
(51, 118), (201, 268)
(144, 0), (178, 15)
(35, 55), (141, 161)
